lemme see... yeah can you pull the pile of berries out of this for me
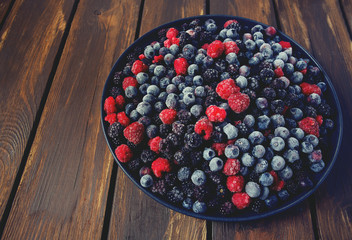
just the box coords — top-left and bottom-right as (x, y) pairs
(103, 18), (335, 216)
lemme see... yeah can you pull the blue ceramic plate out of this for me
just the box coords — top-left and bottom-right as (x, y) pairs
(101, 15), (343, 221)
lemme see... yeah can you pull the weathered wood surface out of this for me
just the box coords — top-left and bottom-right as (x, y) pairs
(341, 0), (352, 33)
(0, 0), (76, 222)
(275, 0), (352, 239)
(1, 0), (140, 239)
(0, 0), (12, 25)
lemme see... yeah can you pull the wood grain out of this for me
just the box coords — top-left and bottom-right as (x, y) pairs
(108, 0), (207, 239)
(1, 0), (141, 239)
(0, 0), (12, 24)
(0, 0), (75, 221)
(275, 0), (352, 239)
(341, 0), (352, 34)
(210, 1), (315, 239)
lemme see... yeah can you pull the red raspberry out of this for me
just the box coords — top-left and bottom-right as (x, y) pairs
(212, 143), (227, 156)
(300, 82), (322, 96)
(149, 136), (162, 153)
(300, 68), (307, 75)
(265, 26), (277, 37)
(124, 122), (145, 145)
(202, 43), (209, 50)
(232, 192), (251, 210)
(171, 37), (180, 46)
(223, 158), (241, 176)
(131, 60), (148, 75)
(207, 40), (225, 58)
(206, 105), (227, 122)
(117, 112), (130, 127)
(194, 118), (213, 140)
(159, 109), (177, 124)
(104, 113), (117, 125)
(216, 78), (240, 100)
(270, 170), (285, 191)
(174, 58), (189, 75)
(104, 96), (117, 114)
(115, 95), (125, 110)
(139, 54), (146, 60)
(164, 39), (172, 48)
(166, 28), (179, 39)
(298, 117), (320, 137)
(224, 41), (240, 55)
(224, 19), (238, 28)
(227, 175), (244, 193)
(115, 144), (133, 163)
(316, 115), (323, 126)
(122, 77), (138, 91)
(151, 157), (171, 178)
(228, 92), (250, 114)
(152, 55), (164, 63)
(279, 41), (291, 50)
(274, 67), (284, 77)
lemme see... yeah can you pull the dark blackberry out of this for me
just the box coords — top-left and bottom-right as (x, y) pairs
(109, 86), (123, 98)
(113, 71), (123, 86)
(160, 138), (173, 154)
(248, 76), (260, 91)
(201, 161), (211, 174)
(177, 109), (193, 125)
(152, 114), (162, 125)
(209, 172), (224, 184)
(167, 187), (184, 203)
(242, 88), (256, 100)
(172, 121), (186, 136)
(126, 141), (137, 150)
(214, 59), (227, 72)
(290, 159), (304, 172)
(203, 69), (219, 85)
(211, 131), (226, 143)
(184, 132), (203, 148)
(178, 31), (190, 47)
(207, 197), (222, 209)
(284, 93), (299, 107)
(191, 151), (203, 167)
(248, 171), (260, 182)
(260, 68), (275, 84)
(111, 136), (124, 146)
(261, 87), (276, 101)
(166, 133), (181, 146)
(285, 179), (299, 195)
(304, 106), (317, 118)
(237, 123), (249, 136)
(151, 179), (167, 196)
(108, 122), (123, 139)
(216, 184), (228, 199)
(181, 181), (194, 198)
(181, 23), (189, 31)
(140, 149), (156, 163)
(159, 124), (171, 138)
(205, 96), (217, 107)
(138, 116), (152, 127)
(127, 158), (141, 172)
(199, 31), (212, 44)
(276, 89), (287, 99)
(285, 118), (297, 129)
(227, 64), (239, 77)
(193, 185), (209, 202)
(189, 19), (200, 28)
(270, 78), (286, 89)
(126, 52), (137, 64)
(174, 150), (189, 166)
(259, 60), (273, 70)
(219, 201), (235, 215)
(187, 124), (195, 134)
(317, 103), (331, 117)
(270, 99), (285, 114)
(165, 172), (177, 188)
(226, 21), (241, 32)
(251, 199), (266, 213)
(158, 28), (167, 39)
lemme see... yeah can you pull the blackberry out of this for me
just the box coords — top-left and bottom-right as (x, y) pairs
(304, 106), (317, 118)
(227, 64), (239, 77)
(165, 172), (177, 187)
(167, 187), (184, 203)
(248, 76), (260, 91)
(261, 87), (276, 100)
(160, 138), (173, 154)
(193, 185), (209, 201)
(284, 93), (299, 107)
(140, 149), (156, 163)
(260, 68), (275, 84)
(237, 123), (249, 136)
(204, 96), (217, 108)
(191, 151), (203, 167)
(159, 124), (171, 138)
(181, 181), (194, 198)
(111, 136), (124, 146)
(285, 179), (299, 195)
(251, 199), (265, 213)
(219, 201), (236, 215)
(207, 197), (222, 209)
(203, 69), (219, 85)
(199, 31), (212, 44)
(276, 89), (287, 99)
(126, 52), (137, 64)
(152, 114), (162, 125)
(201, 161), (212, 174)
(270, 78), (286, 89)
(179, 31), (190, 47)
(214, 59), (227, 72)
(151, 179), (167, 196)
(158, 28), (167, 39)
(242, 88), (256, 100)
(174, 150), (189, 166)
(127, 158), (141, 172)
(187, 124), (195, 134)
(290, 159), (304, 171)
(108, 122), (123, 139)
(209, 172), (224, 184)
(271, 99), (285, 114)
(166, 133), (181, 146)
(184, 132), (203, 148)
(216, 184), (228, 199)
(113, 71), (123, 86)
(226, 21), (241, 32)
(177, 110), (193, 125)
(126, 141), (137, 150)
(259, 60), (273, 70)
(189, 19), (200, 28)
(206, 86), (218, 98)
(248, 171), (260, 182)
(317, 103), (331, 117)
(109, 86), (123, 98)
(172, 121), (186, 136)
(211, 131), (226, 143)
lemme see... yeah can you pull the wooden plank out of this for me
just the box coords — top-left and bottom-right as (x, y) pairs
(0, 0), (76, 221)
(0, 0), (12, 24)
(1, 0), (141, 239)
(274, 0), (352, 239)
(210, 1), (315, 239)
(108, 0), (207, 239)
(341, 0), (352, 33)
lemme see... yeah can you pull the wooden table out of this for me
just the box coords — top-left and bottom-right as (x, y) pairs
(0, 0), (351, 239)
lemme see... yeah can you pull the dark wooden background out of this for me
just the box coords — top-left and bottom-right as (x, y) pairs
(0, 0), (351, 239)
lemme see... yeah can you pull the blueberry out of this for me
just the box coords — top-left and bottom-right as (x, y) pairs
(262, 47), (273, 59)
(265, 195), (278, 208)
(278, 190), (290, 201)
(255, 39), (265, 48)
(182, 86), (193, 94)
(225, 145), (240, 159)
(146, 85), (160, 96)
(152, 41), (161, 51)
(226, 29), (239, 39)
(166, 84), (178, 94)
(191, 170), (206, 186)
(291, 128), (305, 140)
(248, 131), (264, 145)
(226, 52), (238, 64)
(194, 86), (206, 97)
(252, 145), (266, 158)
(256, 97), (268, 109)
(158, 91), (168, 101)
(166, 93), (179, 109)
(178, 167), (191, 181)
(251, 24), (264, 33)
(219, 29), (228, 39)
(150, 76), (159, 85)
(317, 82), (327, 92)
(279, 166), (293, 180)
(255, 159), (268, 173)
(276, 52), (288, 62)
(240, 166), (249, 176)
(136, 102), (152, 116)
(192, 201), (207, 213)
(284, 149), (300, 163)
(160, 77), (171, 89)
(296, 60), (307, 71)
(270, 137), (285, 151)
(195, 53), (206, 64)
(193, 75), (204, 86)
(136, 72), (149, 84)
(140, 174), (153, 188)
(289, 108), (303, 121)
(187, 64), (199, 76)
(178, 82), (186, 92)
(244, 115), (255, 128)
(206, 22), (217, 33)
(185, 76), (193, 86)
(271, 114), (285, 128)
(259, 172), (274, 187)
(259, 43), (271, 52)
(283, 63), (294, 75)
(274, 127), (290, 139)
(249, 56), (260, 66)
(172, 75), (183, 86)
(159, 47), (170, 56)
(209, 157), (224, 172)
(253, 31), (263, 41)
(154, 65), (166, 77)
(144, 45), (155, 59)
(125, 103), (135, 116)
(149, 64), (156, 74)
(235, 75), (248, 88)
(190, 105), (203, 117)
(183, 92), (196, 106)
(223, 123), (238, 140)
(205, 18), (216, 26)
(310, 160), (325, 172)
(142, 94), (156, 104)
(202, 56), (214, 68)
(287, 137), (299, 150)
(125, 86), (138, 98)
(203, 148), (216, 161)
(264, 147), (274, 160)
(304, 134), (319, 147)
(272, 43), (282, 54)
(164, 53), (175, 65)
(301, 141), (314, 154)
(257, 115), (271, 130)
(291, 71), (303, 84)
(183, 44), (197, 60)
(169, 44), (179, 55)
(219, 102), (229, 111)
(245, 39), (256, 51)
(271, 155), (285, 171)
(146, 125), (158, 138)
(241, 153), (256, 167)
(182, 198), (193, 210)
(260, 186), (270, 200)
(245, 182), (261, 198)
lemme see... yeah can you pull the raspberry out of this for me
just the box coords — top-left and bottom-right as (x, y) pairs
(159, 109), (177, 124)
(131, 60), (148, 75)
(174, 58), (189, 75)
(206, 105), (227, 122)
(228, 92), (250, 114)
(223, 158), (241, 176)
(270, 170), (285, 191)
(171, 37), (180, 46)
(232, 192), (251, 210)
(300, 82), (322, 96)
(115, 144), (133, 163)
(316, 115), (323, 126)
(164, 39), (172, 48)
(274, 67), (284, 77)
(298, 117), (320, 137)
(224, 41), (240, 55)
(123, 122), (145, 145)
(117, 112), (130, 127)
(212, 142), (227, 156)
(122, 77), (138, 91)
(115, 95), (125, 110)
(152, 157), (171, 178)
(194, 118), (213, 140)
(104, 96), (117, 114)
(166, 28), (179, 39)
(279, 41), (291, 50)
(152, 55), (164, 63)
(149, 136), (162, 153)
(207, 40), (225, 58)
(224, 19), (238, 28)
(265, 26), (277, 37)
(105, 113), (117, 125)
(226, 175), (244, 193)
(216, 78), (240, 100)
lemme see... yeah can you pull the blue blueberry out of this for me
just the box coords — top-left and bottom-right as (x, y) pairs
(125, 103), (135, 115)
(260, 187), (270, 200)
(279, 166), (293, 180)
(194, 86), (205, 97)
(160, 77), (171, 89)
(265, 195), (278, 208)
(192, 201), (207, 213)
(256, 97), (268, 109)
(165, 93), (179, 109)
(158, 92), (168, 102)
(244, 114), (255, 128)
(169, 44), (179, 55)
(172, 75), (183, 86)
(185, 75), (193, 86)
(284, 149), (300, 163)
(187, 64), (199, 76)
(182, 44), (197, 60)
(205, 18), (216, 26)
(296, 60), (307, 71)
(259, 172), (274, 186)
(147, 85), (160, 96)
(225, 145), (240, 159)
(252, 145), (266, 158)
(301, 141), (314, 154)
(274, 127), (290, 139)
(287, 137), (299, 150)
(226, 28), (239, 38)
(140, 174), (153, 188)
(152, 41), (161, 51)
(219, 102), (229, 111)
(191, 170), (206, 186)
(125, 86), (138, 98)
(235, 75), (248, 88)
(283, 63), (294, 75)
(178, 167), (191, 181)
(183, 92), (196, 106)
(219, 29), (228, 38)
(149, 64), (156, 74)
(278, 190), (290, 201)
(245, 182), (261, 198)
(178, 82), (186, 92)
(206, 22), (217, 33)
(159, 47), (170, 56)
(190, 105), (203, 117)
(139, 83), (150, 95)
(202, 56), (214, 68)
(240, 166), (249, 176)
(142, 94), (156, 104)
(203, 148), (216, 161)
(257, 115), (271, 130)
(182, 86), (193, 94)
(195, 53), (206, 64)
(317, 82), (326, 92)
(255, 159), (269, 173)
(223, 123), (238, 140)
(193, 75), (204, 86)
(255, 39), (265, 48)
(220, 72), (230, 80)
(273, 59), (284, 69)
(262, 47), (273, 59)
(136, 72), (149, 84)
(164, 53), (175, 65)
(154, 65), (166, 77)
(310, 160), (325, 173)
(226, 52), (238, 64)
(272, 43), (282, 54)
(144, 45), (155, 59)
(129, 110), (140, 121)
(182, 198), (193, 210)
(289, 108), (303, 121)
(241, 153), (255, 167)
(249, 56), (260, 66)
(248, 131), (264, 145)
(270, 137), (285, 151)
(245, 39), (256, 51)
(307, 93), (321, 106)
(166, 84), (178, 94)
(271, 155), (285, 171)
(291, 71), (303, 84)
(136, 102), (152, 116)
(251, 24), (264, 33)
(146, 125), (158, 138)
(304, 134), (319, 147)
(271, 114), (285, 128)
(253, 31), (263, 41)
(209, 157), (224, 172)
(291, 128), (305, 140)
(276, 52), (288, 62)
